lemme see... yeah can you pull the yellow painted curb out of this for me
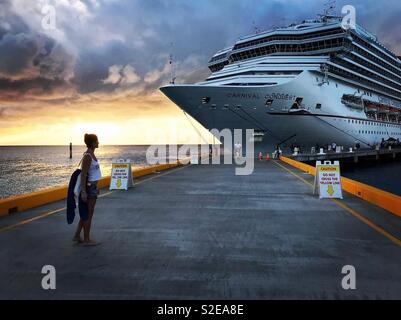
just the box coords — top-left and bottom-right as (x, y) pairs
(0, 162), (182, 217)
(280, 156), (401, 218)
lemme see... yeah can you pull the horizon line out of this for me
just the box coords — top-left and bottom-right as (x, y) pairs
(0, 143), (213, 147)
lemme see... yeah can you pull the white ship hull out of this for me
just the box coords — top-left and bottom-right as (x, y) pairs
(161, 70), (401, 149)
(161, 18), (401, 151)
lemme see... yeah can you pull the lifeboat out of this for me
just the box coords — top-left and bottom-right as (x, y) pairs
(377, 105), (390, 114)
(364, 102), (378, 113)
(341, 94), (364, 110)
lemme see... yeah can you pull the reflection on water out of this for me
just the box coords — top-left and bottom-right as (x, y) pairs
(0, 145), (150, 199)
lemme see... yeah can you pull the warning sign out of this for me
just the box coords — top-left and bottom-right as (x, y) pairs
(110, 159), (134, 190)
(314, 161), (343, 199)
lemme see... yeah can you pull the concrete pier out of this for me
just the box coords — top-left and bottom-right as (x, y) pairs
(1, 160), (401, 299)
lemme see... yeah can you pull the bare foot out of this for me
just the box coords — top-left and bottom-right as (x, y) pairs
(72, 236), (83, 243)
(81, 240), (101, 247)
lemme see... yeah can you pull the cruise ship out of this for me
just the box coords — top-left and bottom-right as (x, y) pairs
(160, 13), (401, 150)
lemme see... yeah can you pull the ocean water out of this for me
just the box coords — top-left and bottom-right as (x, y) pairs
(341, 159), (401, 196)
(0, 145), (400, 199)
(0, 145), (151, 199)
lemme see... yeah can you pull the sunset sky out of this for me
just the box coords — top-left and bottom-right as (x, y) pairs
(1, 0), (400, 145)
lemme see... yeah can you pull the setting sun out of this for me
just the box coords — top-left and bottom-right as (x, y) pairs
(73, 122), (121, 145)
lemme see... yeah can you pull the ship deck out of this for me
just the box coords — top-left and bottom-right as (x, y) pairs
(287, 147), (401, 163)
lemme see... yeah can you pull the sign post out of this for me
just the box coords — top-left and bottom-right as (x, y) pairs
(314, 161), (343, 199)
(110, 159), (134, 191)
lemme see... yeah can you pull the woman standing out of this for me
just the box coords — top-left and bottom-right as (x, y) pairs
(73, 134), (102, 246)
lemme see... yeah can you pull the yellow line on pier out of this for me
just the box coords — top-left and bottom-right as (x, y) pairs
(0, 207), (67, 233)
(331, 199), (401, 247)
(272, 160), (401, 248)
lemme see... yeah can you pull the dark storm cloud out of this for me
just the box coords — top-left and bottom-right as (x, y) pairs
(72, 0), (401, 96)
(0, 77), (73, 100)
(0, 0), (75, 102)
(71, 0), (285, 95)
(0, 0), (34, 79)
(359, 2), (401, 53)
(0, 0), (29, 37)
(0, 33), (38, 77)
(1, 0), (401, 104)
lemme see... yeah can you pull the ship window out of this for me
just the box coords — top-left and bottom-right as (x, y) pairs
(265, 99), (274, 107)
(291, 97), (303, 110)
(316, 103), (322, 110)
(202, 97), (211, 104)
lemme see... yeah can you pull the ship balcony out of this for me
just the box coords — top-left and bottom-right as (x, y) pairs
(377, 109), (390, 115)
